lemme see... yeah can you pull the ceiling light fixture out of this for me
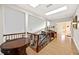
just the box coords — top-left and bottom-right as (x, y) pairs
(45, 6), (67, 15)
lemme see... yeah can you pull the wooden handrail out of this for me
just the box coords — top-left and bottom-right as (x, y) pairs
(27, 31), (57, 52)
(27, 32), (39, 52)
(27, 32), (47, 52)
(27, 32), (39, 36)
(3, 32), (26, 41)
(3, 32), (26, 36)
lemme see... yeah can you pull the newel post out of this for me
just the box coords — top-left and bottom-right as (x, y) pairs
(36, 34), (39, 53)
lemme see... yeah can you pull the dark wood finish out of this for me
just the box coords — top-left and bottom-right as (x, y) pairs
(27, 32), (39, 52)
(36, 35), (39, 52)
(0, 38), (29, 55)
(0, 32), (29, 55)
(27, 31), (57, 53)
(47, 30), (57, 38)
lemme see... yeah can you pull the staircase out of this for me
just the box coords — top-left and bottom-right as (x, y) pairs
(27, 30), (57, 52)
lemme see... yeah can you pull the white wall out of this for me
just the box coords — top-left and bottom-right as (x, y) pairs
(56, 21), (71, 35)
(0, 5), (28, 44)
(49, 21), (56, 31)
(3, 6), (26, 34)
(49, 17), (72, 32)
(0, 5), (4, 45)
(28, 15), (46, 33)
(72, 6), (79, 51)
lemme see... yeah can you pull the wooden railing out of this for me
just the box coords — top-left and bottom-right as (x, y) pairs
(27, 32), (48, 52)
(27, 30), (57, 53)
(27, 32), (39, 52)
(3, 32), (26, 41)
(38, 35), (47, 49)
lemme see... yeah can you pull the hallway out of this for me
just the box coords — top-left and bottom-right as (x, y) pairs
(0, 4), (79, 55)
(26, 35), (78, 55)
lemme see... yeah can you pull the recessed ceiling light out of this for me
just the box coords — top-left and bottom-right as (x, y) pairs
(30, 4), (39, 7)
(45, 6), (67, 15)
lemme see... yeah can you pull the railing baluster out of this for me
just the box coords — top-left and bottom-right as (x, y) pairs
(11, 35), (12, 40)
(6, 36), (7, 40)
(9, 36), (10, 40)
(3, 32), (26, 42)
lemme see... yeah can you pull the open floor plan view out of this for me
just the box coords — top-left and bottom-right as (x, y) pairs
(0, 4), (79, 55)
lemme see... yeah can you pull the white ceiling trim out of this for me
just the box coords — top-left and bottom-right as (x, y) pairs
(45, 6), (67, 15)
(9, 4), (79, 22)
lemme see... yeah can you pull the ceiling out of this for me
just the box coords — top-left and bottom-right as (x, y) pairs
(16, 4), (78, 21)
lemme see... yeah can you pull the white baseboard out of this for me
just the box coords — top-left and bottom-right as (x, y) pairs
(73, 39), (79, 53)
